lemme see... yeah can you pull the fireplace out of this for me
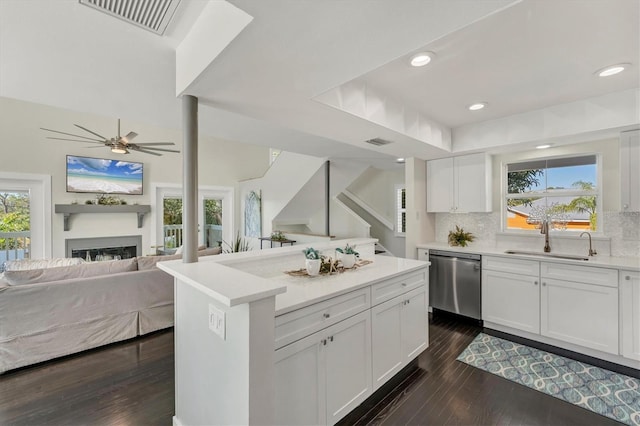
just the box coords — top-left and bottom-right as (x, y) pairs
(66, 235), (142, 261)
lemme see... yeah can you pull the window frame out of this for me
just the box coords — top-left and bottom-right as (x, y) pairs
(395, 184), (406, 237)
(501, 152), (603, 234)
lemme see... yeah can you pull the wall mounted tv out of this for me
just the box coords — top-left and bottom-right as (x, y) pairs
(66, 155), (143, 195)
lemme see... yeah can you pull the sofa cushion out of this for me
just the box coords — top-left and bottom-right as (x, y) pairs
(3, 258), (138, 286)
(137, 246), (222, 271)
(3, 257), (85, 271)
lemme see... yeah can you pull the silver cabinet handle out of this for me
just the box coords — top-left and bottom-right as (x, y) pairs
(401, 282), (407, 287)
(322, 339), (327, 346)
(329, 336), (334, 342)
(626, 276), (631, 280)
(542, 282), (547, 286)
(323, 313), (330, 319)
(534, 281), (538, 285)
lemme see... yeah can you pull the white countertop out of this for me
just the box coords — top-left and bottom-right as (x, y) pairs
(416, 242), (640, 271)
(158, 238), (428, 314)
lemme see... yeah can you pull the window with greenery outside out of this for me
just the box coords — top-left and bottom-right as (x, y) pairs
(505, 155), (599, 232)
(0, 192), (30, 250)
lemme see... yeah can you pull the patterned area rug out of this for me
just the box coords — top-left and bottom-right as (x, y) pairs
(457, 333), (640, 426)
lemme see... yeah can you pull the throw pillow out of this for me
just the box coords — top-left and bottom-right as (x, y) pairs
(4, 258), (138, 286)
(3, 257), (85, 271)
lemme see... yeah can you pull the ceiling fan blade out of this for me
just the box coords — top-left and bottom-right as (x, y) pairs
(130, 142), (175, 146)
(74, 124), (109, 140)
(46, 137), (105, 144)
(122, 131), (138, 142)
(132, 146), (180, 153)
(131, 147), (162, 156)
(40, 128), (104, 142)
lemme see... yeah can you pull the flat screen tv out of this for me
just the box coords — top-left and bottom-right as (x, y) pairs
(66, 155), (143, 195)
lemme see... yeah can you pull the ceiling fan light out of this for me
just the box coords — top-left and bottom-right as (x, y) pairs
(111, 147), (127, 154)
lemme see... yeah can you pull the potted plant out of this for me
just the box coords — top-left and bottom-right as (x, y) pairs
(448, 225), (475, 247)
(336, 244), (359, 268)
(302, 247), (322, 276)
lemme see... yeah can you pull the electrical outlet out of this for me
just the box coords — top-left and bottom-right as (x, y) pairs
(208, 304), (226, 340)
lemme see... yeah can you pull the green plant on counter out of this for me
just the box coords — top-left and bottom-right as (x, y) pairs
(302, 247), (320, 260)
(448, 225), (475, 247)
(335, 243), (359, 257)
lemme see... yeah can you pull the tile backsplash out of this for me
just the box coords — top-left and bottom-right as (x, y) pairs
(435, 211), (640, 258)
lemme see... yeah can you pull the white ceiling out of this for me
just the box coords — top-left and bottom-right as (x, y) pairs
(1, 0), (638, 167)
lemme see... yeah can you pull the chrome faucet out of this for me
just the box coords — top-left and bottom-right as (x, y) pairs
(540, 220), (551, 253)
(580, 231), (597, 256)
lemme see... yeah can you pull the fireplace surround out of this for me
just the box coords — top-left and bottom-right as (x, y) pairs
(66, 235), (142, 261)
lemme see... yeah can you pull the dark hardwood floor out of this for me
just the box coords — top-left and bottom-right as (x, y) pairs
(0, 315), (621, 425)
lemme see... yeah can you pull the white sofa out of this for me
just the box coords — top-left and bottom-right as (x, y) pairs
(0, 248), (220, 373)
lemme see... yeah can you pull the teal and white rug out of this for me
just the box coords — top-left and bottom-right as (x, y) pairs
(457, 333), (640, 426)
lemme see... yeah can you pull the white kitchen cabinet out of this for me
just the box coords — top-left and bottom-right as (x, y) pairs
(620, 270), (640, 361)
(274, 310), (372, 426)
(482, 268), (540, 334)
(426, 153), (492, 213)
(540, 263), (619, 355)
(371, 286), (427, 391)
(620, 129), (640, 212)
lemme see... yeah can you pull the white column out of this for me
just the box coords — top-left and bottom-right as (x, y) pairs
(182, 95), (198, 263)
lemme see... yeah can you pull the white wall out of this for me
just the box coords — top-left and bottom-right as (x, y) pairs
(0, 97), (269, 258)
(347, 167), (404, 222)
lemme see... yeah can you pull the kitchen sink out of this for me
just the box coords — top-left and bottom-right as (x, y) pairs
(504, 250), (589, 261)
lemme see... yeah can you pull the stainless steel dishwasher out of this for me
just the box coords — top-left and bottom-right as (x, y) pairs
(428, 250), (481, 320)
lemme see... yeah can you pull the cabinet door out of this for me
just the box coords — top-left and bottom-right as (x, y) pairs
(541, 278), (618, 355)
(621, 271), (640, 361)
(482, 269), (540, 334)
(325, 310), (372, 425)
(402, 287), (428, 362)
(455, 153), (492, 213)
(274, 333), (325, 426)
(620, 129), (640, 212)
(426, 157), (454, 212)
(371, 296), (403, 391)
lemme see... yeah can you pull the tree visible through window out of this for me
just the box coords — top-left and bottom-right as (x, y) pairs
(0, 191), (31, 263)
(505, 155), (599, 231)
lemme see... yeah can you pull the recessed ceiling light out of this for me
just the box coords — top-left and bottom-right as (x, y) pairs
(410, 52), (434, 67)
(396, 158), (405, 163)
(536, 144), (552, 149)
(596, 63), (631, 77)
(468, 102), (487, 111)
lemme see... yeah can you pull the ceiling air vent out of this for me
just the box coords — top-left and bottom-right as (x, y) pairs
(79, 0), (181, 35)
(364, 137), (394, 147)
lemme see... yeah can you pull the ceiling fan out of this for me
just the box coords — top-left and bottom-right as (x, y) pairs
(40, 119), (180, 156)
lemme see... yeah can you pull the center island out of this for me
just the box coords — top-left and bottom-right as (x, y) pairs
(158, 238), (429, 426)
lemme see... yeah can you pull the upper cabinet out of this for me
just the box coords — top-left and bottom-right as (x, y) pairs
(620, 129), (640, 212)
(426, 153), (492, 213)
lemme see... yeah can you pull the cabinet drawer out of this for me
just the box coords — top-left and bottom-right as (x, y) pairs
(275, 287), (370, 349)
(483, 256), (539, 276)
(371, 270), (426, 306)
(541, 262), (618, 287)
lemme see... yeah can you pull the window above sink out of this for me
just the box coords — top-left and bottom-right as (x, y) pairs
(503, 154), (601, 233)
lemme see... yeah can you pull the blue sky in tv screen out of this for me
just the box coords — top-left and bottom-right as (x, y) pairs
(66, 155), (143, 195)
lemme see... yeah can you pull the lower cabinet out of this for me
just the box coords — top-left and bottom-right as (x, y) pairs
(482, 269), (540, 334)
(274, 310), (372, 426)
(540, 277), (618, 355)
(621, 270), (640, 361)
(371, 286), (427, 390)
(482, 256), (621, 357)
